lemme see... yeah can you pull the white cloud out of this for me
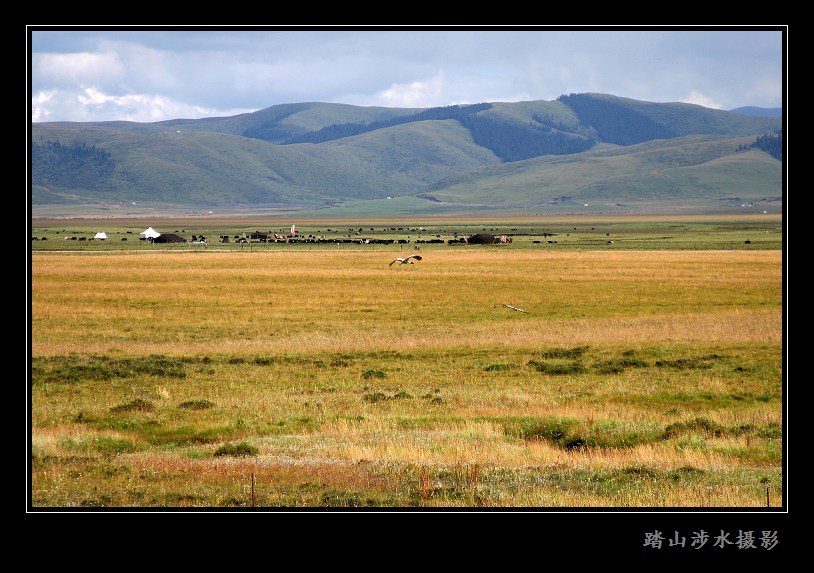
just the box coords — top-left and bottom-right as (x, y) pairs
(29, 29), (784, 122)
(31, 85), (253, 123)
(33, 51), (126, 87)
(31, 90), (57, 122)
(372, 70), (448, 108)
(682, 90), (723, 110)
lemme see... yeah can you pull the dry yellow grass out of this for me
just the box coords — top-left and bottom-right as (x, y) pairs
(30, 248), (783, 509)
(31, 249), (781, 355)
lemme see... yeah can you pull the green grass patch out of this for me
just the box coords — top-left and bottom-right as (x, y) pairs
(178, 399), (215, 410)
(362, 369), (386, 379)
(363, 390), (412, 403)
(31, 354), (187, 384)
(502, 416), (577, 444)
(527, 360), (588, 375)
(593, 357), (649, 374)
(59, 435), (138, 455)
(538, 345), (591, 359)
(110, 399), (155, 413)
(213, 441), (259, 457)
(654, 354), (722, 369)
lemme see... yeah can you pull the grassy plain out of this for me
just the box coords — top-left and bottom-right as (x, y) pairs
(29, 215), (784, 509)
(31, 212), (782, 252)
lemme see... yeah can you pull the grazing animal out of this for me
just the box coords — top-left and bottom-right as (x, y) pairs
(389, 254), (423, 266)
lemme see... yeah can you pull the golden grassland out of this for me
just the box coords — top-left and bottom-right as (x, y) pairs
(29, 247), (783, 509)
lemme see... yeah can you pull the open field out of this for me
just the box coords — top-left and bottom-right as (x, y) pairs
(31, 212), (782, 252)
(28, 215), (784, 511)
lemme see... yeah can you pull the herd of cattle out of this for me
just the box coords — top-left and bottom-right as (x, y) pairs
(218, 231), (517, 245)
(32, 231), (530, 245)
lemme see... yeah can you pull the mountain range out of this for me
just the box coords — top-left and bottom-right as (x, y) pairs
(30, 92), (783, 218)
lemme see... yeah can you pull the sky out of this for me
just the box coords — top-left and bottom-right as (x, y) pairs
(28, 26), (786, 123)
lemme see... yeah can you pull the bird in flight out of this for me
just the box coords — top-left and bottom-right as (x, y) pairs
(389, 254), (423, 266)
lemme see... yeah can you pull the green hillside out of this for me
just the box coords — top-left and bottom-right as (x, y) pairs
(561, 93), (781, 138)
(30, 94), (783, 217)
(419, 135), (781, 211)
(31, 119), (501, 207)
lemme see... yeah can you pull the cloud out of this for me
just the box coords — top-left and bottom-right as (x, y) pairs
(31, 85), (253, 123)
(73, 88), (219, 122)
(682, 91), (723, 110)
(371, 70), (448, 108)
(34, 51), (125, 86)
(29, 28), (785, 123)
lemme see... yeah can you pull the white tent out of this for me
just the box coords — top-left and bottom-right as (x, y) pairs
(139, 227), (161, 239)
(94, 232), (108, 240)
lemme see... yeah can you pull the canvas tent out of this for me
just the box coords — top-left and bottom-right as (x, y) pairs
(140, 227), (161, 239)
(93, 232), (108, 240)
(151, 233), (187, 244)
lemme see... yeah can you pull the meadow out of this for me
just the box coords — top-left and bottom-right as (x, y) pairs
(29, 215), (784, 509)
